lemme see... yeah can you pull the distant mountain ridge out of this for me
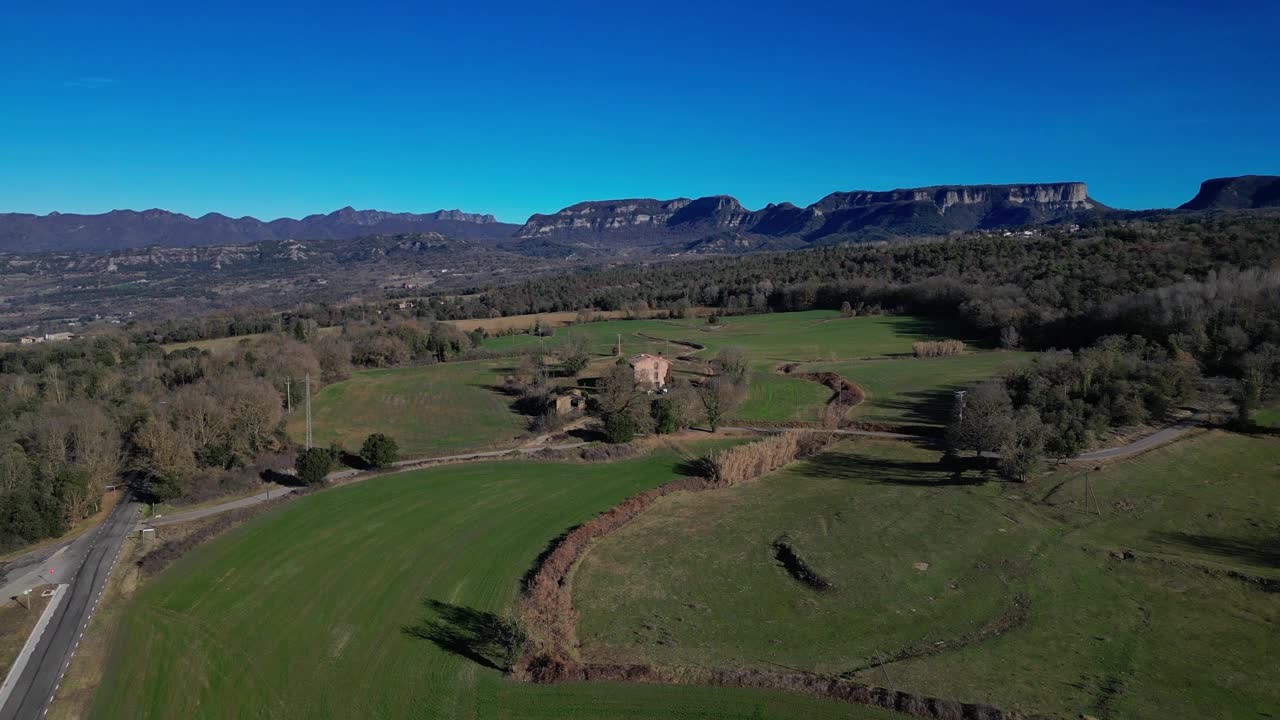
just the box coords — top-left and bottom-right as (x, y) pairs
(0, 206), (518, 252)
(1179, 175), (1280, 210)
(4, 176), (1273, 254)
(514, 182), (1105, 250)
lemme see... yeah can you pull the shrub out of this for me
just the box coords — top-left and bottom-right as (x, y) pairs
(651, 396), (681, 434)
(294, 447), (333, 485)
(912, 339), (965, 358)
(361, 433), (399, 469)
(603, 411), (638, 443)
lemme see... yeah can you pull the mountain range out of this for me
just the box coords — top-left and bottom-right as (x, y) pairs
(2, 175), (1275, 254)
(513, 182), (1103, 253)
(0, 207), (519, 252)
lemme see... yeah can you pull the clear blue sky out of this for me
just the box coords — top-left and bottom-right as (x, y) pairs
(2, 1), (1276, 222)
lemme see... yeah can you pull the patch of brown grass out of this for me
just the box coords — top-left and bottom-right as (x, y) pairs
(912, 340), (965, 358)
(0, 584), (55, 680)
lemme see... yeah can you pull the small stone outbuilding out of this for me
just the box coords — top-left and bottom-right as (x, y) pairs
(628, 353), (671, 388)
(554, 389), (584, 416)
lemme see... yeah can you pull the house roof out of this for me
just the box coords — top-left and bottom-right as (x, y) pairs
(627, 353), (669, 365)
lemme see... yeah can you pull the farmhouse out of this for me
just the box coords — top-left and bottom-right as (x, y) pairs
(628, 353), (671, 388)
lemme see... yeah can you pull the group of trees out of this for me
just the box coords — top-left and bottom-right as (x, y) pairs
(0, 315), (424, 551)
(948, 335), (1197, 480)
(595, 347), (749, 443)
(0, 335), (299, 551)
(294, 432), (398, 485)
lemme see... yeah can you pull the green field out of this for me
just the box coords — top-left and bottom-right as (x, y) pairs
(807, 351), (1034, 427)
(574, 432), (1280, 718)
(1254, 405), (1280, 428)
(286, 314), (1027, 456)
(733, 370), (833, 423)
(92, 443), (898, 720)
(638, 311), (974, 364)
(478, 312), (993, 426)
(285, 360), (529, 457)
(481, 318), (697, 359)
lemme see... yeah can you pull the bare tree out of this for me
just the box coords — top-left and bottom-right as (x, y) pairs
(697, 377), (744, 432)
(712, 346), (751, 385)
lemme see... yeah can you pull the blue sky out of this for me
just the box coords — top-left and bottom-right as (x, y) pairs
(1, 1), (1276, 222)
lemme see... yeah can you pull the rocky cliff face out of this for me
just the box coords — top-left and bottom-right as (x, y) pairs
(516, 182), (1103, 248)
(516, 195), (752, 244)
(1179, 175), (1280, 210)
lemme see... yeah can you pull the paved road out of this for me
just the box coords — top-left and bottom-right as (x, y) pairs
(0, 494), (140, 720)
(1074, 420), (1198, 461)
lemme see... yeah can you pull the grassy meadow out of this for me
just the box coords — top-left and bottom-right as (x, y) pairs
(90, 441), (898, 720)
(573, 432), (1280, 718)
(185, 312), (1019, 444)
(807, 351), (1034, 427)
(284, 360), (529, 457)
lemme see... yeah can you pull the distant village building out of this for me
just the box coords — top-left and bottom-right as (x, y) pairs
(19, 336), (40, 344)
(628, 353), (671, 388)
(396, 301), (415, 310)
(44, 332), (75, 342)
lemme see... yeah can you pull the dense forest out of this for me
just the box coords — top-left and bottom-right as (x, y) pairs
(426, 213), (1280, 376)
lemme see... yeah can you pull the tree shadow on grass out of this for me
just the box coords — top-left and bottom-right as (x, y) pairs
(401, 599), (523, 672)
(872, 388), (966, 427)
(802, 450), (991, 487)
(1150, 531), (1280, 570)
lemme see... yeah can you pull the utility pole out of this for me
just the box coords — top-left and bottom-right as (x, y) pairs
(304, 372), (312, 450)
(616, 333), (622, 357)
(954, 390), (967, 421)
(286, 378), (292, 414)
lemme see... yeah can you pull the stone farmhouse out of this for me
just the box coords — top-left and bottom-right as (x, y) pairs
(628, 353), (671, 388)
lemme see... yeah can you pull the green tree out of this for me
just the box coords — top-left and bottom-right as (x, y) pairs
(361, 433), (399, 469)
(651, 396), (680, 434)
(998, 407), (1047, 481)
(597, 362), (648, 443)
(295, 447), (333, 485)
(948, 381), (1013, 459)
(603, 411), (639, 443)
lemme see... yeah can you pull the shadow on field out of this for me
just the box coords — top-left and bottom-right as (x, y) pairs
(1151, 531), (1280, 569)
(803, 450), (990, 487)
(874, 388), (964, 426)
(521, 526), (579, 594)
(402, 599), (524, 672)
